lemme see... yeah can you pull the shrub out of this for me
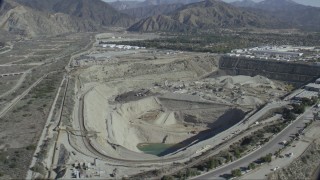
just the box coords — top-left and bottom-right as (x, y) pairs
(161, 175), (174, 180)
(26, 144), (36, 151)
(231, 169), (242, 177)
(9, 163), (17, 168)
(248, 163), (256, 170)
(30, 164), (46, 175)
(185, 168), (200, 177)
(261, 153), (272, 163)
(292, 104), (305, 114)
(208, 158), (220, 169)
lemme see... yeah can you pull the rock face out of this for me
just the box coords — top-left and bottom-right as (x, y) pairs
(219, 56), (320, 86)
(121, 4), (183, 19)
(231, 0), (256, 7)
(128, 0), (282, 32)
(109, 1), (142, 11)
(110, 0), (202, 10)
(0, 0), (134, 36)
(16, 0), (134, 27)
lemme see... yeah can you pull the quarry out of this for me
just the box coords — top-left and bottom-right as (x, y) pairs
(0, 30), (318, 180)
(38, 33), (295, 179)
(1, 0), (320, 179)
(4, 32), (315, 180)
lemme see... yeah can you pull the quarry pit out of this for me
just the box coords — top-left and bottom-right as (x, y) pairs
(72, 34), (289, 163)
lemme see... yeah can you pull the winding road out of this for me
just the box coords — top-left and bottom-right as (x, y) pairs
(193, 105), (314, 179)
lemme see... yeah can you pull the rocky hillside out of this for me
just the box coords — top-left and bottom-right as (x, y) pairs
(231, 0), (256, 7)
(0, 0), (134, 36)
(111, 0), (202, 19)
(253, 0), (320, 31)
(142, 0), (203, 6)
(128, 0), (282, 32)
(110, 0), (202, 10)
(109, 1), (142, 11)
(16, 0), (134, 27)
(121, 3), (183, 19)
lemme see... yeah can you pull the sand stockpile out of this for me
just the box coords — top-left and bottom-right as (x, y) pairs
(109, 97), (181, 152)
(84, 89), (188, 153)
(235, 96), (264, 106)
(218, 75), (276, 89)
(116, 97), (162, 121)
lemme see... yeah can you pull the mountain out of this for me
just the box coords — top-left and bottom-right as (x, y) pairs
(231, 0), (256, 7)
(109, 1), (142, 11)
(0, 0), (134, 36)
(255, 0), (299, 10)
(252, 0), (320, 31)
(121, 3), (183, 19)
(16, 0), (134, 27)
(142, 0), (203, 6)
(0, 0), (92, 36)
(128, 0), (282, 32)
(110, 0), (203, 10)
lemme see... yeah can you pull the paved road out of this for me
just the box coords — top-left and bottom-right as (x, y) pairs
(194, 107), (313, 179)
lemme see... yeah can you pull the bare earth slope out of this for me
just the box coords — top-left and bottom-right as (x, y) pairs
(121, 4), (183, 19)
(0, 0), (134, 36)
(16, 0), (134, 27)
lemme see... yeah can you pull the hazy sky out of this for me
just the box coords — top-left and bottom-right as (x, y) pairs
(102, 0), (320, 7)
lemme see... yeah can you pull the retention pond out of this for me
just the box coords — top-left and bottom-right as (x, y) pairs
(137, 143), (174, 156)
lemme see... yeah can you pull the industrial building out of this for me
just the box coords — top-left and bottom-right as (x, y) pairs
(252, 50), (303, 59)
(293, 90), (319, 101)
(227, 46), (320, 61)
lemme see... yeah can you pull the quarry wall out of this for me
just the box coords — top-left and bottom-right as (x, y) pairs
(219, 56), (320, 86)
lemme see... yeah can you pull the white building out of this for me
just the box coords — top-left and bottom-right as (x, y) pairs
(293, 90), (319, 100)
(252, 50), (303, 59)
(305, 83), (320, 92)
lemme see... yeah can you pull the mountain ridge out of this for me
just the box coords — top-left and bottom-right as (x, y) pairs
(121, 3), (183, 19)
(231, 0), (256, 7)
(128, 0), (284, 32)
(250, 0), (320, 31)
(0, 0), (135, 36)
(110, 0), (203, 10)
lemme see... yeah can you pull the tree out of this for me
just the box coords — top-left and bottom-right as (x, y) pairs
(283, 111), (296, 121)
(161, 175), (174, 180)
(231, 169), (242, 177)
(225, 154), (232, 163)
(186, 168), (200, 177)
(248, 163), (256, 170)
(241, 137), (253, 146)
(261, 153), (272, 163)
(234, 148), (242, 158)
(208, 158), (220, 169)
(176, 171), (185, 179)
(292, 104), (305, 114)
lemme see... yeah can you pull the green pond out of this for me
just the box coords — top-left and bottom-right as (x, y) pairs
(137, 143), (174, 156)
